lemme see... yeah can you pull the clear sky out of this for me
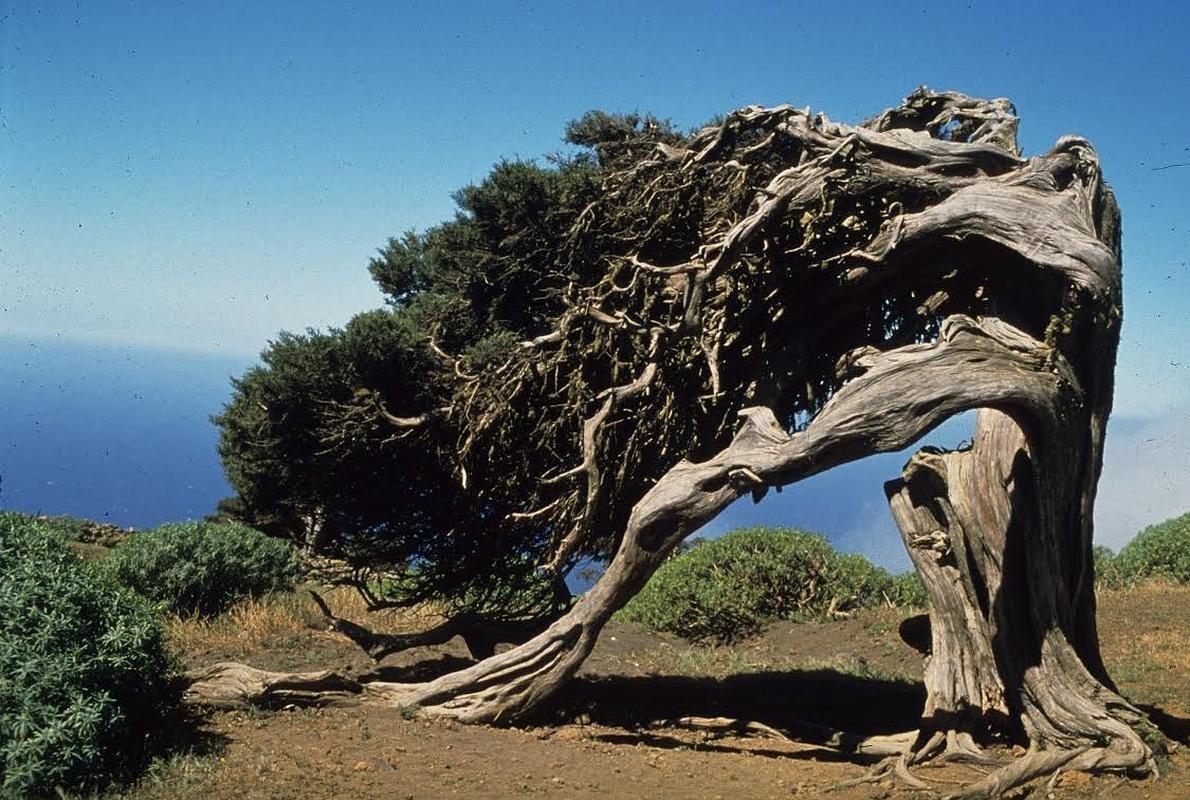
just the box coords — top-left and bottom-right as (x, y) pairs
(2, 1), (1187, 554)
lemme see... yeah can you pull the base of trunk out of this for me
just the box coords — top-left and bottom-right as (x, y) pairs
(883, 409), (1155, 797)
(186, 322), (1162, 798)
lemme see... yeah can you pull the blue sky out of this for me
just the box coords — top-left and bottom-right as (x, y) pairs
(1, 1), (1187, 560)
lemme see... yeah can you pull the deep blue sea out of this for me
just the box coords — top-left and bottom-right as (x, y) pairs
(0, 335), (253, 527)
(1, 334), (984, 572)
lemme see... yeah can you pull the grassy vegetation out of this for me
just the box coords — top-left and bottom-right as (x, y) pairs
(1097, 512), (1190, 587)
(1097, 580), (1190, 712)
(163, 586), (440, 664)
(617, 527), (926, 643)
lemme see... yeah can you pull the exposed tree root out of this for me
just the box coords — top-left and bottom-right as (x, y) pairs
(184, 662), (414, 709)
(949, 741), (1153, 800)
(829, 732), (1153, 799)
(671, 715), (918, 757)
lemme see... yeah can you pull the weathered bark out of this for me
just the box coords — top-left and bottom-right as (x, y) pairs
(387, 315), (1084, 725)
(886, 407), (1153, 797)
(192, 322), (1153, 795)
(189, 90), (1158, 797)
(185, 662), (413, 708)
(193, 317), (1103, 721)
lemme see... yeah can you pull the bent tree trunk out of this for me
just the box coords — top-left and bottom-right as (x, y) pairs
(400, 317), (1088, 723)
(887, 409), (1152, 796)
(190, 91), (1157, 797)
(392, 341), (1151, 798)
(399, 137), (1136, 751)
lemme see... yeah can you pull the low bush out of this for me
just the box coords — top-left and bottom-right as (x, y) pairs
(0, 510), (132, 550)
(1111, 512), (1190, 585)
(104, 520), (300, 617)
(1093, 544), (1127, 588)
(886, 570), (929, 607)
(0, 513), (179, 797)
(617, 527), (922, 643)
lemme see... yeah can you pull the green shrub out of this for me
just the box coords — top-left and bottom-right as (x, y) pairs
(104, 520), (300, 617)
(0, 510), (132, 549)
(1092, 544), (1126, 588)
(886, 570), (929, 607)
(618, 527), (918, 643)
(1111, 512), (1190, 585)
(0, 513), (179, 797)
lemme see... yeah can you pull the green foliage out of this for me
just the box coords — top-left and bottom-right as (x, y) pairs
(0, 512), (179, 797)
(1093, 544), (1127, 588)
(213, 150), (612, 618)
(885, 570), (929, 607)
(618, 527), (920, 643)
(1110, 512), (1190, 585)
(103, 521), (300, 618)
(215, 100), (1007, 626)
(563, 110), (680, 167)
(214, 95), (1057, 631)
(213, 309), (445, 548)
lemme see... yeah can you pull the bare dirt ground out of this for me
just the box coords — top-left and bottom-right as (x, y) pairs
(124, 584), (1188, 800)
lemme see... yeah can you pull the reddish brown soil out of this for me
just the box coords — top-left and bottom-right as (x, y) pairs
(130, 589), (1188, 800)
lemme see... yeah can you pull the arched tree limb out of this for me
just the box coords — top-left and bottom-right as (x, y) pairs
(192, 315), (1081, 716)
(191, 314), (1154, 794)
(198, 90), (1161, 798)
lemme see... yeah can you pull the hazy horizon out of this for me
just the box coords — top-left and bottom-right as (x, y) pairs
(2, 333), (1184, 575)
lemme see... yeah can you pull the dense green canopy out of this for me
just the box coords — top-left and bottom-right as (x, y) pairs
(216, 94), (1066, 619)
(215, 113), (677, 616)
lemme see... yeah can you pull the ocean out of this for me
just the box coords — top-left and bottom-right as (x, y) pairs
(0, 334), (253, 527)
(0, 334), (985, 572)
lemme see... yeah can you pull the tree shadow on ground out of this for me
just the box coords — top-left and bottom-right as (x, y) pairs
(362, 653), (475, 683)
(552, 668), (926, 738)
(1138, 704), (1190, 745)
(132, 704), (232, 788)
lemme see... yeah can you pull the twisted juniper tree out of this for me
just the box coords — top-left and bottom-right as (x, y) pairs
(202, 89), (1158, 797)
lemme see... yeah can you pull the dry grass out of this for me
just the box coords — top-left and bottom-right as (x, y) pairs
(1096, 579), (1190, 713)
(166, 584), (444, 664)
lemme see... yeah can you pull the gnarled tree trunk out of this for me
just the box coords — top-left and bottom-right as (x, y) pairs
(189, 90), (1158, 798)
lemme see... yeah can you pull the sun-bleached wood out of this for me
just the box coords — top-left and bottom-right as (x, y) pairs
(188, 90), (1156, 797)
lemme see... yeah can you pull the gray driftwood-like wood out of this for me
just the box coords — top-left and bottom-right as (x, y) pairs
(188, 90), (1157, 798)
